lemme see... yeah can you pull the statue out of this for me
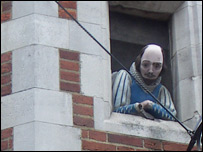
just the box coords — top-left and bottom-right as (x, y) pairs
(112, 44), (176, 120)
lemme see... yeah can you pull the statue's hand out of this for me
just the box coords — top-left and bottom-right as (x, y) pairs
(140, 100), (153, 110)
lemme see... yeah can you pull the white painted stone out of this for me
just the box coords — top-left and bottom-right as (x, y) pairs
(1, 89), (35, 130)
(14, 122), (35, 151)
(12, 1), (58, 19)
(1, 14), (69, 54)
(173, 77), (202, 129)
(80, 54), (111, 101)
(171, 46), (202, 85)
(69, 21), (109, 60)
(34, 89), (73, 126)
(1, 15), (35, 54)
(171, 1), (202, 129)
(12, 45), (59, 92)
(1, 88), (73, 130)
(77, 1), (102, 25)
(14, 122), (81, 151)
(172, 1), (202, 55)
(94, 97), (190, 144)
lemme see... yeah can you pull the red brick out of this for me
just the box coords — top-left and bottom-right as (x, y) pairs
(1, 12), (11, 22)
(144, 139), (162, 150)
(1, 84), (12, 96)
(82, 140), (116, 151)
(1, 140), (8, 151)
(8, 138), (13, 149)
(60, 70), (80, 82)
(89, 130), (106, 142)
(59, 49), (79, 61)
(108, 133), (143, 147)
(60, 81), (80, 93)
(1, 74), (11, 85)
(1, 63), (12, 74)
(59, 1), (77, 9)
(1, 128), (13, 140)
(82, 129), (89, 139)
(73, 104), (93, 116)
(1, 52), (12, 63)
(2, 1), (12, 12)
(73, 115), (94, 128)
(72, 94), (93, 105)
(117, 146), (135, 151)
(60, 60), (79, 71)
(162, 142), (188, 151)
(59, 8), (77, 19)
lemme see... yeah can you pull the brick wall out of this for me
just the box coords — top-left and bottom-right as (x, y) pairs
(1, 1), (200, 151)
(1, 1), (12, 23)
(57, 2), (199, 151)
(1, 52), (12, 96)
(58, 49), (198, 151)
(1, 128), (13, 151)
(58, 1), (77, 19)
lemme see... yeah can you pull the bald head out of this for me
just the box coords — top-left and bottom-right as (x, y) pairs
(140, 44), (164, 80)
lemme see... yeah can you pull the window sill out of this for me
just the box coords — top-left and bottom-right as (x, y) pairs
(95, 111), (191, 144)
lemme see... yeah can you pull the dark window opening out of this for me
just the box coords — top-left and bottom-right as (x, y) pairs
(109, 11), (173, 97)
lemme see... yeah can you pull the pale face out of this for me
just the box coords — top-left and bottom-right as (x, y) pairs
(140, 45), (163, 80)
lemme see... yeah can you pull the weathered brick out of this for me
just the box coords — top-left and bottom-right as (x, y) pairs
(1, 84), (12, 96)
(72, 94), (93, 105)
(1, 128), (13, 140)
(117, 146), (135, 151)
(73, 104), (93, 117)
(1, 63), (12, 74)
(81, 129), (89, 139)
(82, 140), (116, 151)
(1, 12), (11, 22)
(59, 49), (79, 61)
(2, 1), (12, 12)
(73, 115), (94, 128)
(144, 139), (162, 150)
(60, 81), (80, 93)
(89, 130), (106, 142)
(1, 74), (11, 85)
(59, 8), (77, 19)
(60, 70), (80, 82)
(162, 142), (188, 151)
(60, 60), (79, 71)
(108, 133), (143, 147)
(1, 52), (12, 63)
(1, 140), (8, 151)
(60, 1), (77, 9)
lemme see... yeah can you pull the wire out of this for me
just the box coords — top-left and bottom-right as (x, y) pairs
(55, 1), (193, 136)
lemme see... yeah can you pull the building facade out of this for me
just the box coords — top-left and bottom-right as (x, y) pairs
(1, 1), (202, 151)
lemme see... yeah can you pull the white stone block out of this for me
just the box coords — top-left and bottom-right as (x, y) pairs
(34, 14), (69, 49)
(80, 54), (111, 101)
(1, 15), (35, 54)
(1, 89), (35, 129)
(174, 77), (202, 129)
(77, 1), (102, 25)
(34, 89), (73, 126)
(69, 21), (109, 60)
(14, 122), (81, 151)
(12, 1), (58, 19)
(171, 46), (202, 85)
(1, 14), (69, 54)
(94, 97), (112, 129)
(1, 88), (73, 129)
(12, 45), (59, 92)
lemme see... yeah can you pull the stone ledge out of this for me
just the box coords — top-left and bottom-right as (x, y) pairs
(94, 97), (191, 144)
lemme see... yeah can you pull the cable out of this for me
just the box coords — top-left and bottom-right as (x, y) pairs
(55, 1), (193, 136)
